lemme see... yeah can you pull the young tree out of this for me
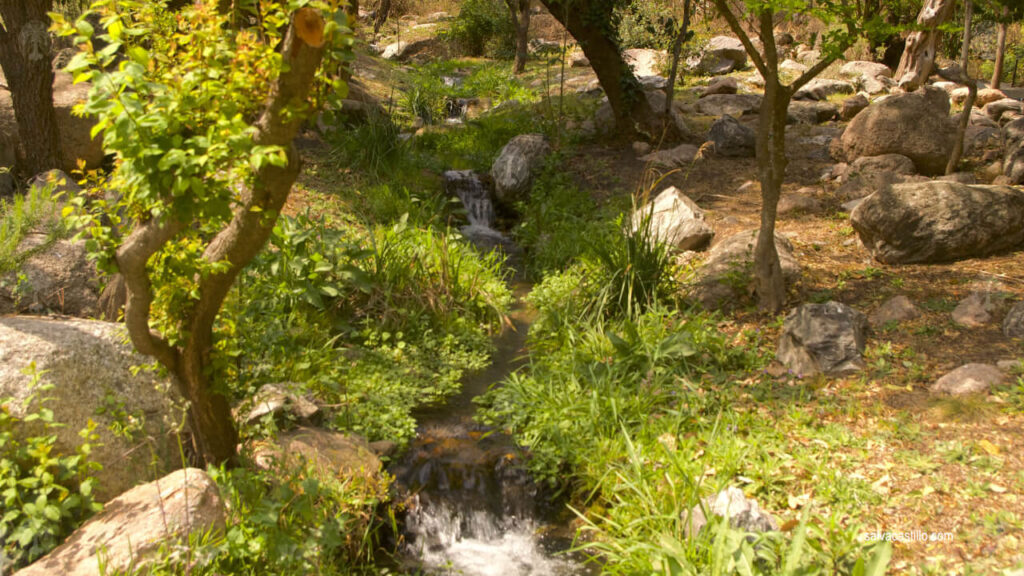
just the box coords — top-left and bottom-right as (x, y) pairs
(62, 0), (353, 466)
(712, 0), (860, 312)
(0, 0), (62, 176)
(505, 0), (530, 74)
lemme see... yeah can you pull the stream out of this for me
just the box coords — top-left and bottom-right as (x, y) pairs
(389, 172), (591, 575)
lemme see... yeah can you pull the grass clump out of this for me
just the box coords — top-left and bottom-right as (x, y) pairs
(0, 177), (67, 275)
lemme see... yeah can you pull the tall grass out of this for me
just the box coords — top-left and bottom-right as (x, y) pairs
(0, 178), (66, 275)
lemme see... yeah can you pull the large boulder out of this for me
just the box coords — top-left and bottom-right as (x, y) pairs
(0, 72), (104, 173)
(850, 181), (1024, 264)
(983, 98), (1024, 123)
(837, 87), (956, 175)
(491, 134), (550, 205)
(707, 114), (755, 157)
(694, 93), (762, 117)
(700, 76), (738, 97)
(689, 36), (747, 75)
(0, 234), (99, 316)
(777, 301), (868, 376)
(690, 230), (801, 309)
(632, 187), (714, 251)
(14, 469), (225, 576)
(839, 61), (894, 95)
(840, 94), (870, 121)
(0, 317), (188, 501)
(788, 101), (839, 124)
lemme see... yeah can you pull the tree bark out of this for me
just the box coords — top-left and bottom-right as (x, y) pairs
(374, 0), (390, 34)
(991, 11), (1008, 89)
(894, 0), (957, 91)
(937, 64), (976, 175)
(0, 0), (62, 177)
(117, 8), (328, 467)
(512, 0), (530, 74)
(960, 0), (972, 70)
(664, 0), (692, 117)
(538, 0), (657, 137)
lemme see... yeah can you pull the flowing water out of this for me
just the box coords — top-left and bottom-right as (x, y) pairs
(390, 181), (590, 575)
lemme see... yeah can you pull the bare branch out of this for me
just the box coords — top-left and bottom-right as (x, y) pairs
(713, 0), (767, 77)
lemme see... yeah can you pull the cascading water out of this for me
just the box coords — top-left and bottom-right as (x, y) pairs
(443, 170), (517, 257)
(390, 182), (590, 575)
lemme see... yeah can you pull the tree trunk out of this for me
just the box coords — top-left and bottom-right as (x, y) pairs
(374, 0), (390, 34)
(960, 0), (972, 70)
(538, 0), (656, 137)
(664, 0), (692, 117)
(937, 64), (976, 174)
(894, 0), (957, 91)
(513, 0), (530, 74)
(753, 14), (790, 314)
(0, 0), (62, 177)
(991, 14), (1008, 89)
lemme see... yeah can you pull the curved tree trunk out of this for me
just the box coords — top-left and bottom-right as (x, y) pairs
(894, 0), (957, 91)
(538, 0), (658, 137)
(0, 0), (62, 177)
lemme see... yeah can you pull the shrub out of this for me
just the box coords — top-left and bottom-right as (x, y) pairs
(615, 0), (677, 51)
(0, 366), (102, 571)
(440, 0), (515, 59)
(0, 178), (66, 275)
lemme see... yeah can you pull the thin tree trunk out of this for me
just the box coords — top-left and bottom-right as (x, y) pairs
(960, 0), (972, 70)
(374, 0), (390, 34)
(991, 12), (1008, 89)
(753, 11), (789, 314)
(664, 0), (692, 117)
(938, 64), (976, 174)
(0, 0), (62, 177)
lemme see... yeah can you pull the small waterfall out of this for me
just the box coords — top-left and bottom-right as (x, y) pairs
(443, 170), (517, 256)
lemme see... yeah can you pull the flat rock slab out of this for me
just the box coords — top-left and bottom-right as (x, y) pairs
(930, 363), (1003, 396)
(15, 468), (225, 576)
(850, 181), (1024, 264)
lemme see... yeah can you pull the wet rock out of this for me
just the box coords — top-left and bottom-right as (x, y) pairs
(685, 486), (778, 536)
(691, 230), (800, 309)
(632, 186), (714, 251)
(837, 86), (956, 175)
(1004, 301), (1024, 338)
(708, 114), (755, 157)
(701, 76), (738, 98)
(777, 301), (868, 376)
(689, 36), (747, 75)
(444, 170), (495, 228)
(694, 93), (762, 117)
(0, 317), (188, 501)
(869, 295), (920, 327)
(639, 143), (700, 168)
(234, 383), (320, 428)
(930, 363), (1003, 396)
(14, 469), (225, 576)
(850, 181), (1024, 264)
(252, 426), (382, 479)
(491, 134), (550, 205)
(459, 224), (517, 255)
(840, 93), (870, 121)
(794, 78), (856, 101)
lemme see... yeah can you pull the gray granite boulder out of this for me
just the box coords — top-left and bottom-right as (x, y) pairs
(632, 187), (714, 251)
(777, 301), (867, 376)
(491, 134), (550, 205)
(708, 114), (755, 157)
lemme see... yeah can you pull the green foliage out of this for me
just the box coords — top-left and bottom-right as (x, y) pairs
(114, 461), (388, 576)
(412, 101), (543, 171)
(441, 0), (515, 59)
(58, 0), (354, 344)
(1, 366), (102, 572)
(225, 214), (512, 444)
(0, 179), (67, 276)
(615, 0), (676, 50)
(326, 112), (405, 178)
(399, 60), (537, 126)
(589, 207), (674, 319)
